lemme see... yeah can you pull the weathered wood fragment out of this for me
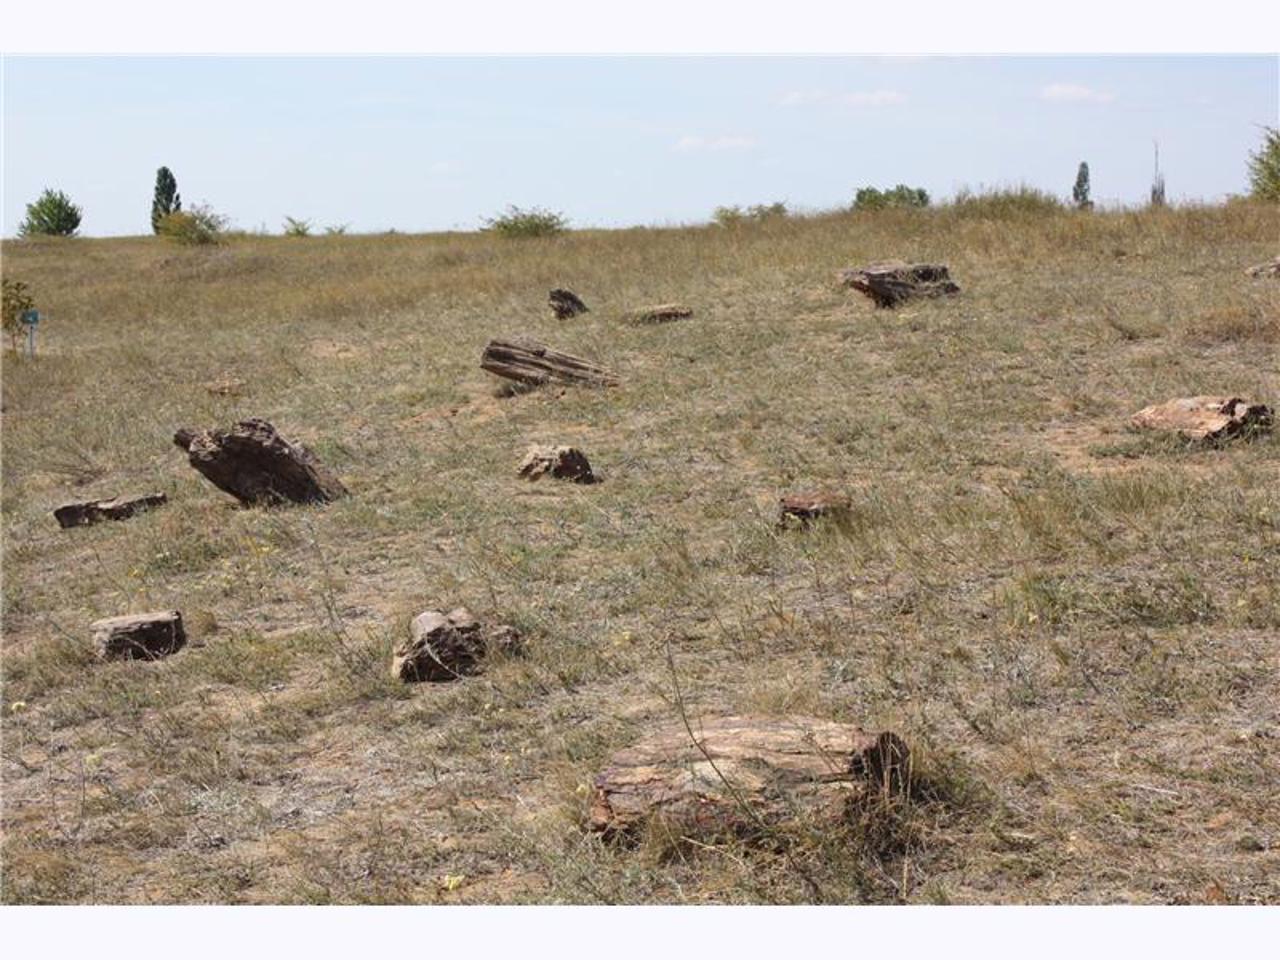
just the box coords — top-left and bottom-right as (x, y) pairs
(625, 303), (693, 324)
(549, 288), (589, 319)
(92, 611), (186, 661)
(518, 444), (597, 484)
(392, 607), (522, 682)
(480, 338), (618, 388)
(779, 491), (852, 526)
(54, 493), (167, 529)
(590, 715), (910, 840)
(1130, 396), (1273, 443)
(839, 260), (960, 308)
(173, 418), (348, 506)
(1245, 256), (1280, 279)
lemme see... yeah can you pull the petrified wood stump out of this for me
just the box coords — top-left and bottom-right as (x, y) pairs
(92, 611), (186, 661)
(54, 492), (168, 529)
(549, 288), (589, 319)
(480, 338), (618, 388)
(779, 491), (852, 527)
(173, 418), (349, 506)
(839, 261), (960, 308)
(518, 445), (597, 484)
(590, 715), (910, 840)
(392, 607), (522, 682)
(625, 303), (693, 324)
(1130, 396), (1273, 443)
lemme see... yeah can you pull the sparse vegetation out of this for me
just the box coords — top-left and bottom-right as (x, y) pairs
(18, 188), (82, 237)
(156, 203), (228, 245)
(712, 202), (788, 227)
(283, 216), (313, 237)
(482, 205), (569, 238)
(949, 184), (1064, 216)
(853, 185), (930, 211)
(2, 278), (36, 353)
(1247, 125), (1280, 202)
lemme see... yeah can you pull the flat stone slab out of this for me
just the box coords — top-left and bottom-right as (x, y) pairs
(392, 607), (522, 682)
(779, 491), (852, 526)
(92, 611), (186, 661)
(590, 715), (910, 840)
(54, 492), (167, 529)
(839, 260), (960, 308)
(518, 445), (597, 484)
(624, 303), (693, 324)
(1130, 396), (1273, 443)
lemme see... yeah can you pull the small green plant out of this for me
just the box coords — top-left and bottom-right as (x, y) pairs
(151, 167), (182, 234)
(2, 278), (36, 352)
(324, 223), (350, 235)
(156, 202), (228, 245)
(482, 205), (568, 238)
(19, 188), (82, 237)
(1247, 125), (1280, 202)
(1072, 162), (1093, 210)
(283, 216), (313, 237)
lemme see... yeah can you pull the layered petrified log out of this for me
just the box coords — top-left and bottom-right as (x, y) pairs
(54, 492), (167, 529)
(1245, 256), (1279, 279)
(392, 607), (522, 682)
(590, 715), (910, 840)
(779, 491), (852, 526)
(173, 418), (348, 506)
(625, 303), (693, 324)
(518, 444), (597, 483)
(839, 260), (960, 308)
(480, 338), (618, 388)
(549, 288), (589, 319)
(92, 611), (186, 661)
(1130, 396), (1273, 443)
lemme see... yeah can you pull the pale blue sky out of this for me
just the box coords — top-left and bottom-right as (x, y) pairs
(3, 56), (1276, 237)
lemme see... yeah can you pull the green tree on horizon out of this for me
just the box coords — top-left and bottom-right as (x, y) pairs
(151, 167), (182, 234)
(19, 188), (82, 237)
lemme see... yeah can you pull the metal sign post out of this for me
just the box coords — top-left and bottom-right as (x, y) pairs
(20, 310), (39, 359)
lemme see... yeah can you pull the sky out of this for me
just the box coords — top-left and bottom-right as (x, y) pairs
(2, 55), (1276, 237)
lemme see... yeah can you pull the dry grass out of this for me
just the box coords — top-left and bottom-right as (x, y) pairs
(2, 202), (1278, 903)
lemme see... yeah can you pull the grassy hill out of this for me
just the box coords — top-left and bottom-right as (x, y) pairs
(2, 201), (1278, 903)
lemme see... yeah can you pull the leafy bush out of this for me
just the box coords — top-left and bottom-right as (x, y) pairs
(151, 167), (181, 233)
(2, 278), (36, 352)
(853, 185), (930, 211)
(19, 188), (82, 237)
(948, 185), (1063, 216)
(713, 202), (788, 227)
(1247, 126), (1280, 202)
(283, 216), (313, 237)
(156, 203), (228, 245)
(482, 205), (569, 238)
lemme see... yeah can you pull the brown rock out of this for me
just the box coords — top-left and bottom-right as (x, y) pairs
(54, 492), (167, 529)
(549, 288), (589, 319)
(480, 338), (618, 388)
(1245, 256), (1280, 279)
(589, 715), (910, 840)
(1130, 396), (1273, 443)
(392, 607), (522, 682)
(779, 491), (852, 526)
(173, 418), (348, 506)
(624, 303), (693, 324)
(92, 611), (186, 661)
(839, 260), (960, 308)
(517, 445), (597, 484)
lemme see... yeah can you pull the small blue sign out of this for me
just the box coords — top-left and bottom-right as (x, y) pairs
(20, 310), (39, 326)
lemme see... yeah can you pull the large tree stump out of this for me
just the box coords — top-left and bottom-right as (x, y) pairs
(392, 607), (522, 682)
(480, 338), (618, 388)
(590, 715), (910, 840)
(839, 261), (960, 308)
(517, 445), (597, 484)
(549, 288), (589, 319)
(54, 492), (167, 529)
(173, 418), (349, 506)
(92, 611), (186, 661)
(1130, 396), (1273, 443)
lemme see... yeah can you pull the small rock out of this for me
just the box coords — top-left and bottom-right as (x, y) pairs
(549, 288), (589, 319)
(54, 492), (167, 529)
(1245, 256), (1279, 279)
(779, 491), (852, 526)
(624, 303), (693, 324)
(392, 607), (521, 682)
(1130, 396), (1273, 444)
(517, 445), (597, 484)
(92, 611), (186, 661)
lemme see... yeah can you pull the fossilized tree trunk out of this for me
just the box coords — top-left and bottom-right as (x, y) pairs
(480, 338), (618, 388)
(839, 261), (960, 308)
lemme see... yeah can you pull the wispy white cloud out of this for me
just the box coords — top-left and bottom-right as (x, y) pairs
(774, 89), (907, 107)
(1039, 82), (1115, 104)
(673, 134), (757, 153)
